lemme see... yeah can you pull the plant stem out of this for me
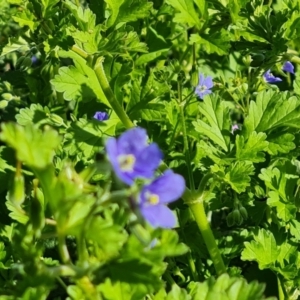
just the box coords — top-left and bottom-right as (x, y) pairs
(58, 235), (71, 264)
(186, 194), (226, 276)
(94, 57), (134, 129)
(178, 81), (195, 191)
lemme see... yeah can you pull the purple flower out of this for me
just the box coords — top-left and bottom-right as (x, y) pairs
(231, 124), (239, 134)
(105, 127), (163, 185)
(282, 61), (294, 74)
(195, 74), (213, 99)
(139, 170), (185, 228)
(94, 111), (109, 121)
(263, 70), (282, 83)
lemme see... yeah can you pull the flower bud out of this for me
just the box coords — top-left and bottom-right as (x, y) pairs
(48, 113), (64, 126)
(0, 100), (8, 109)
(2, 93), (13, 101)
(239, 206), (248, 220)
(242, 55), (252, 67)
(191, 71), (199, 87)
(250, 53), (265, 67)
(17, 57), (32, 70)
(30, 188), (45, 234)
(232, 209), (242, 225)
(9, 172), (25, 205)
(226, 211), (235, 227)
(16, 57), (25, 68)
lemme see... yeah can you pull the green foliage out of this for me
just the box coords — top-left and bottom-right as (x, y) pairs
(2, 0), (300, 298)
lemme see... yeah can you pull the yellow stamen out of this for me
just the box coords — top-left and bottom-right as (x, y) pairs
(118, 154), (135, 172)
(145, 191), (160, 205)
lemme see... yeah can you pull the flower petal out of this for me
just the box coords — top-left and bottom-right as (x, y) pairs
(141, 170), (185, 204)
(117, 127), (148, 155)
(263, 70), (282, 83)
(94, 111), (109, 121)
(105, 137), (133, 185)
(140, 204), (177, 228)
(195, 88), (212, 99)
(134, 143), (163, 178)
(203, 76), (213, 89)
(282, 61), (294, 74)
(198, 73), (204, 85)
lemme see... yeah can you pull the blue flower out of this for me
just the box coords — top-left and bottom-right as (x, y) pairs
(138, 170), (185, 228)
(195, 74), (213, 99)
(94, 111), (109, 121)
(31, 56), (38, 64)
(105, 127), (163, 185)
(282, 61), (294, 74)
(263, 70), (282, 83)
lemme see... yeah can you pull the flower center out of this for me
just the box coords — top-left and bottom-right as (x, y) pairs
(198, 85), (207, 91)
(117, 154), (136, 172)
(145, 191), (160, 205)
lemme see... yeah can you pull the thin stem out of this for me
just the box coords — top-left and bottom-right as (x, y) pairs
(198, 173), (213, 194)
(94, 57), (134, 129)
(187, 195), (226, 276)
(58, 235), (71, 264)
(187, 251), (198, 281)
(71, 45), (88, 59)
(177, 210), (198, 281)
(178, 81), (195, 191)
(163, 270), (176, 286)
(56, 276), (68, 291)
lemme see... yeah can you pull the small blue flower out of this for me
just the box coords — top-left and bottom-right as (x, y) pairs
(195, 74), (213, 99)
(94, 111), (109, 121)
(105, 127), (163, 185)
(263, 70), (282, 83)
(139, 170), (185, 228)
(282, 61), (294, 74)
(31, 56), (38, 64)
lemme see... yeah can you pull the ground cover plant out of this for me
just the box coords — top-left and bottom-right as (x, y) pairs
(2, 0), (300, 299)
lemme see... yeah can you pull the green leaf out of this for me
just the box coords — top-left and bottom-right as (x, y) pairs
(0, 123), (61, 169)
(58, 49), (109, 106)
(66, 25), (102, 54)
(64, 117), (119, 159)
(235, 132), (268, 162)
(224, 161), (255, 193)
(15, 104), (49, 126)
(86, 217), (128, 259)
(12, 10), (37, 31)
(98, 28), (148, 55)
(127, 72), (168, 121)
(259, 162), (298, 203)
(241, 229), (280, 269)
(166, 0), (201, 28)
(166, 285), (190, 300)
(193, 95), (231, 151)
(293, 75), (300, 95)
(105, 0), (152, 28)
(5, 200), (29, 224)
(104, 0), (123, 27)
(64, 0), (96, 31)
(267, 133), (295, 155)
(188, 273), (275, 300)
(50, 66), (95, 101)
(190, 30), (231, 56)
(244, 90), (300, 136)
(99, 278), (155, 300)
(0, 37), (30, 57)
(267, 191), (296, 222)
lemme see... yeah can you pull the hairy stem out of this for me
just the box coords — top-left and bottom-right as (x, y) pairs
(94, 57), (134, 129)
(185, 194), (226, 276)
(178, 81), (195, 191)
